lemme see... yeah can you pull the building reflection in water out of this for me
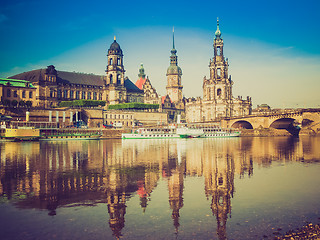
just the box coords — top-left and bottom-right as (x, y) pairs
(0, 136), (319, 239)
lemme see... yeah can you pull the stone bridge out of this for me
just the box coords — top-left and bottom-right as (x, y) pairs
(220, 109), (320, 134)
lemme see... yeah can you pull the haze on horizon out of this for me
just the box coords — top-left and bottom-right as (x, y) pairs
(0, 0), (319, 109)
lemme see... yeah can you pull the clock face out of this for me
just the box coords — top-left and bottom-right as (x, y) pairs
(174, 90), (177, 93)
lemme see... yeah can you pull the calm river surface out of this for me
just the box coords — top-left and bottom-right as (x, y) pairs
(0, 136), (320, 240)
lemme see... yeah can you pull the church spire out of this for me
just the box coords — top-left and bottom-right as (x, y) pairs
(173, 26), (175, 50)
(171, 27), (177, 56)
(215, 18), (222, 39)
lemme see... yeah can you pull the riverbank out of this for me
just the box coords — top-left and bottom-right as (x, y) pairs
(240, 128), (291, 137)
(273, 223), (320, 240)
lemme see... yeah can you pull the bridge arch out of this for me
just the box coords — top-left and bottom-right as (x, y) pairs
(269, 118), (296, 129)
(231, 120), (253, 129)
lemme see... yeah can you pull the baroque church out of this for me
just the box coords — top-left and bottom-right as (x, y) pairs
(185, 19), (252, 123)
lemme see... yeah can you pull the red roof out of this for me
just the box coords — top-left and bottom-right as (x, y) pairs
(135, 77), (146, 90)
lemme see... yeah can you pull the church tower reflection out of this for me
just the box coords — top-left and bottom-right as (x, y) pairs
(203, 148), (235, 240)
(105, 170), (128, 239)
(166, 140), (186, 233)
(168, 158), (185, 233)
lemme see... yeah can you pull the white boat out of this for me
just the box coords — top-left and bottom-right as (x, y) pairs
(122, 127), (179, 139)
(200, 126), (241, 138)
(176, 127), (204, 138)
(122, 126), (240, 139)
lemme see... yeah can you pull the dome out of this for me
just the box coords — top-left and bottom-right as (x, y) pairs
(215, 18), (222, 39)
(167, 65), (182, 75)
(215, 29), (221, 38)
(108, 37), (123, 55)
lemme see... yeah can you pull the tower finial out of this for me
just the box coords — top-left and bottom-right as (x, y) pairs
(114, 35), (116, 41)
(215, 17), (221, 39)
(172, 26), (175, 50)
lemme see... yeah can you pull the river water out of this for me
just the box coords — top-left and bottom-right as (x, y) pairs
(0, 136), (319, 240)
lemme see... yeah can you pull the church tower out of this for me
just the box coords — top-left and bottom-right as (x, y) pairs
(166, 28), (183, 109)
(203, 18), (233, 118)
(106, 36), (127, 105)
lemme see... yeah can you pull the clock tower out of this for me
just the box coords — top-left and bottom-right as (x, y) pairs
(166, 28), (183, 109)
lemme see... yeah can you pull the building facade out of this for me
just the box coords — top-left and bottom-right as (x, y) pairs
(9, 38), (144, 109)
(0, 78), (36, 107)
(135, 64), (159, 105)
(185, 19), (252, 123)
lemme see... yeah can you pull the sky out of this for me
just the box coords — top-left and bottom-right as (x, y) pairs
(0, 0), (319, 108)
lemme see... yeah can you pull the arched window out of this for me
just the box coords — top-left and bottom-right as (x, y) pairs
(117, 74), (121, 84)
(217, 68), (221, 78)
(117, 58), (120, 65)
(110, 75), (113, 84)
(109, 58), (113, 65)
(217, 88), (222, 97)
(217, 46), (221, 56)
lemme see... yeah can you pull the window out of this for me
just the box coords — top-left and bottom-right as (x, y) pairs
(13, 91), (18, 97)
(117, 74), (121, 84)
(57, 90), (61, 99)
(70, 90), (74, 99)
(110, 75), (113, 84)
(217, 46), (221, 56)
(93, 92), (97, 100)
(99, 93), (102, 100)
(50, 90), (54, 98)
(76, 91), (80, 99)
(117, 58), (120, 65)
(22, 91), (26, 98)
(109, 58), (113, 65)
(7, 89), (11, 97)
(29, 91), (33, 99)
(64, 90), (68, 98)
(82, 91), (86, 99)
(217, 88), (222, 97)
(87, 92), (91, 100)
(217, 68), (221, 78)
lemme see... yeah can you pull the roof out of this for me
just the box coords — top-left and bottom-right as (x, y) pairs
(135, 77), (146, 90)
(125, 78), (144, 93)
(9, 69), (105, 87)
(161, 95), (172, 104)
(0, 78), (36, 88)
(9, 67), (142, 93)
(57, 71), (105, 86)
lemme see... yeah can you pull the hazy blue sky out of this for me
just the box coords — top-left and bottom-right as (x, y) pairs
(1, 0), (319, 108)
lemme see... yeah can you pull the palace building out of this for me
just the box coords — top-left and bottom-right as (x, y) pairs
(8, 37), (144, 109)
(185, 19), (252, 123)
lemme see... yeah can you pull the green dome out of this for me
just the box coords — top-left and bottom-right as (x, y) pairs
(215, 18), (222, 39)
(167, 65), (182, 75)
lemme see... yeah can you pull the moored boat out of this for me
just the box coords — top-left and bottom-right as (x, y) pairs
(122, 127), (179, 139)
(176, 127), (204, 138)
(0, 127), (40, 141)
(200, 126), (241, 138)
(39, 129), (102, 141)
